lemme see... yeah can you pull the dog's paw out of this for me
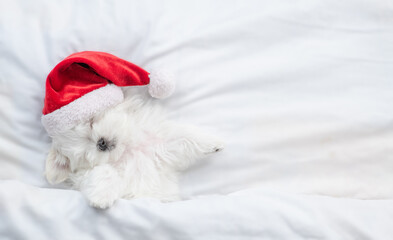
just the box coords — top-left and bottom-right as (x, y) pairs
(203, 139), (225, 154)
(87, 193), (118, 209)
(80, 164), (122, 209)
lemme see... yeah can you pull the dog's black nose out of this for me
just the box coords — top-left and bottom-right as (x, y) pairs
(97, 138), (108, 151)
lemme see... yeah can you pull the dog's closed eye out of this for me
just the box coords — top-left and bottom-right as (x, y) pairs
(97, 138), (116, 151)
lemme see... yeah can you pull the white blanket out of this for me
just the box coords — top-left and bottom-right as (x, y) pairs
(2, 180), (393, 240)
(0, 0), (392, 239)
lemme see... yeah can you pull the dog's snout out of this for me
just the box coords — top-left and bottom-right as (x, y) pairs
(97, 138), (108, 151)
(97, 137), (116, 152)
(98, 137), (110, 151)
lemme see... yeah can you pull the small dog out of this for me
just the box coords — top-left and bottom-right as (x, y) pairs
(45, 88), (224, 208)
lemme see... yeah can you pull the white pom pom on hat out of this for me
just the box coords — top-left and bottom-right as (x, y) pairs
(148, 69), (175, 99)
(41, 51), (175, 136)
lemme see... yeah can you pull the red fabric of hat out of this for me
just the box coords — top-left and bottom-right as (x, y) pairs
(43, 51), (150, 115)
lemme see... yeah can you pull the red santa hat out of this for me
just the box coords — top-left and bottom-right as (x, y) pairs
(41, 51), (175, 136)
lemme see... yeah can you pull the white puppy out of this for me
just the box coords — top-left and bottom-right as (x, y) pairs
(45, 88), (224, 208)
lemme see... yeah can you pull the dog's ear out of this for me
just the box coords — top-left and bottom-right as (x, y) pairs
(45, 146), (70, 185)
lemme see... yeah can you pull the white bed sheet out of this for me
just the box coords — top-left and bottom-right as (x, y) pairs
(1, 180), (393, 240)
(0, 0), (392, 239)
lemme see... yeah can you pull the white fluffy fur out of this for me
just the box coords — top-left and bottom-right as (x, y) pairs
(45, 88), (224, 209)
